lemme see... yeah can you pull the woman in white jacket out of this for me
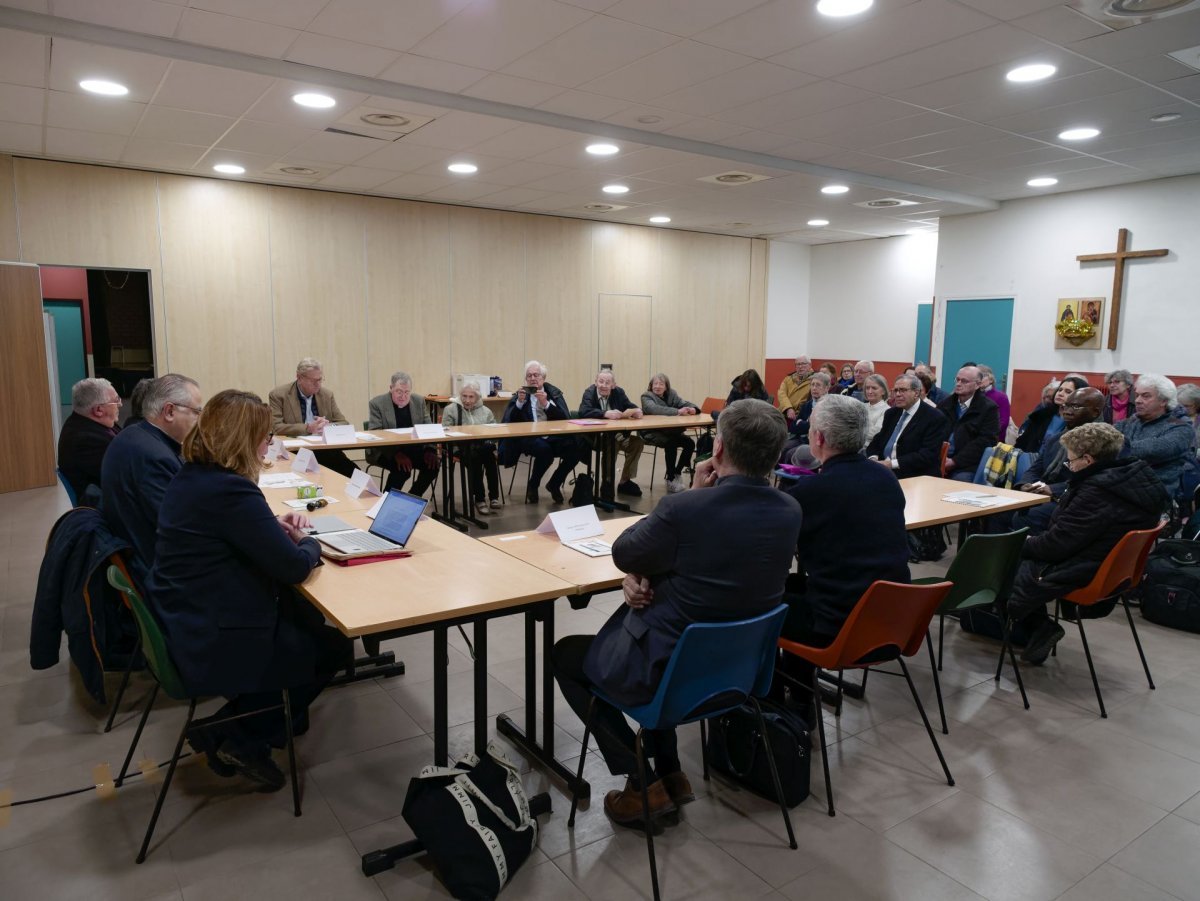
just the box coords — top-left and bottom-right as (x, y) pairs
(442, 382), (501, 515)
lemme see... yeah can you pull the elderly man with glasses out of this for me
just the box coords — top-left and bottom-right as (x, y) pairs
(936, 365), (1000, 482)
(865, 374), (951, 478)
(57, 377), (124, 504)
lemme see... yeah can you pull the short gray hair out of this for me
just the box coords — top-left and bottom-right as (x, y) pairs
(143, 373), (199, 419)
(811, 371), (831, 389)
(524, 360), (547, 377)
(977, 364), (994, 380)
(1105, 369), (1134, 388)
(895, 374), (921, 393)
(1177, 383), (1200, 411)
(296, 357), (322, 376)
(1136, 373), (1177, 408)
(855, 360), (875, 372)
(71, 377), (115, 414)
(715, 398), (787, 479)
(810, 394), (867, 455)
(460, 380), (482, 396)
(864, 373), (889, 396)
(1060, 421), (1124, 463)
(390, 371), (412, 388)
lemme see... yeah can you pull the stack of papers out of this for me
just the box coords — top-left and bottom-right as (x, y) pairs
(941, 490), (1006, 508)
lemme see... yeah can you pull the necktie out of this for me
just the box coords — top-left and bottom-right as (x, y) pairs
(883, 410), (910, 459)
(303, 395), (314, 424)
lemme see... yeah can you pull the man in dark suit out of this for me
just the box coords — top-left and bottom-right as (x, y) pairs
(57, 377), (123, 504)
(937, 365), (1000, 481)
(102, 374), (202, 581)
(267, 357), (357, 477)
(775, 395), (911, 705)
(579, 368), (645, 498)
(865, 374), (951, 478)
(500, 359), (581, 503)
(553, 399), (802, 826)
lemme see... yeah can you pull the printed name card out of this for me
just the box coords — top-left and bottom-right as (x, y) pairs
(291, 447), (320, 474)
(345, 468), (383, 499)
(266, 437), (290, 462)
(323, 423), (357, 445)
(537, 505), (604, 543)
(413, 423), (446, 440)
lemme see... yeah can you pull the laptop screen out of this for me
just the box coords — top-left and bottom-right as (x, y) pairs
(369, 489), (428, 547)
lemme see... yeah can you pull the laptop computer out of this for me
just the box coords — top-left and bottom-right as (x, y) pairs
(311, 489), (428, 560)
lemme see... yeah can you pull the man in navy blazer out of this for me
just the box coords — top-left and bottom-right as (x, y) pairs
(937, 365), (1000, 481)
(578, 368), (645, 498)
(102, 375), (203, 581)
(553, 399), (802, 826)
(865, 374), (951, 479)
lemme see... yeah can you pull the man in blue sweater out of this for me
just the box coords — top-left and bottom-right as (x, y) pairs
(1115, 373), (1193, 498)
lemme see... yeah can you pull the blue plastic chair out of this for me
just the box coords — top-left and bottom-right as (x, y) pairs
(56, 468), (78, 506)
(567, 605), (796, 901)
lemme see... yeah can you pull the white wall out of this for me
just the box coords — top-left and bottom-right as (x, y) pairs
(764, 242), (811, 357)
(933, 174), (1200, 378)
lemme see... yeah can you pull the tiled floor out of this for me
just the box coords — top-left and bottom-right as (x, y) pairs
(3, 467), (1200, 901)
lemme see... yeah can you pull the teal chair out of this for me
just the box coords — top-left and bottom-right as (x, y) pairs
(56, 468), (78, 506)
(914, 529), (1028, 732)
(106, 566), (301, 864)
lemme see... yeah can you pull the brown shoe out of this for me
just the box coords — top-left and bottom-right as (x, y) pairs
(603, 778), (677, 827)
(661, 770), (695, 805)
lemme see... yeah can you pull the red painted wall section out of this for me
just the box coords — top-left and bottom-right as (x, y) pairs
(39, 266), (92, 354)
(1010, 369), (1200, 424)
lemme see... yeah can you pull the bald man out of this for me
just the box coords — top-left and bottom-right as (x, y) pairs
(936, 365), (1000, 482)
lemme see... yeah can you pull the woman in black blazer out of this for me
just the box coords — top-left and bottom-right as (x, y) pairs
(148, 389), (351, 790)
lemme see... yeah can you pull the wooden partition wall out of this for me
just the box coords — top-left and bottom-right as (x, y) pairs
(0, 155), (767, 432)
(0, 263), (56, 492)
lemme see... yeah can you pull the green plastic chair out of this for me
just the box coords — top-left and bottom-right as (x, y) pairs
(913, 528), (1029, 733)
(106, 566), (301, 864)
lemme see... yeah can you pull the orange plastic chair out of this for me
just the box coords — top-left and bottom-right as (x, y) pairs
(700, 396), (726, 415)
(997, 523), (1164, 718)
(938, 441), (950, 478)
(777, 580), (954, 816)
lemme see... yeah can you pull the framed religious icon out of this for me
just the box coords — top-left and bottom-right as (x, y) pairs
(1055, 297), (1104, 349)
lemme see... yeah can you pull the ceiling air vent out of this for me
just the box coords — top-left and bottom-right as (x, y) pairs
(1067, 0), (1199, 28)
(324, 107), (436, 142)
(698, 171), (772, 186)
(854, 197), (920, 208)
(582, 203), (628, 212)
(265, 163), (322, 180)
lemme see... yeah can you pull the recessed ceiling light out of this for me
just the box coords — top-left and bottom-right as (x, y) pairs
(807, 219), (830, 226)
(79, 79), (128, 96)
(816, 0), (874, 16)
(586, 143), (619, 156)
(1058, 127), (1100, 140)
(447, 162), (478, 174)
(293, 92), (336, 109)
(213, 164), (245, 175)
(821, 184), (849, 195)
(649, 216), (671, 224)
(1027, 177), (1058, 187)
(602, 184), (630, 194)
(1006, 63), (1056, 83)
(1150, 112), (1182, 122)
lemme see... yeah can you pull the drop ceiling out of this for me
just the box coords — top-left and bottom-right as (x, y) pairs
(0, 0), (1196, 244)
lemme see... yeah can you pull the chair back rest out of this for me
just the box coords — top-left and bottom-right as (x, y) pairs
(826, 580), (952, 666)
(938, 441), (950, 478)
(700, 396), (726, 415)
(941, 529), (1029, 613)
(1014, 450), (1033, 483)
(971, 447), (996, 484)
(1072, 523), (1166, 604)
(56, 468), (78, 506)
(106, 565), (189, 699)
(646, 605), (788, 727)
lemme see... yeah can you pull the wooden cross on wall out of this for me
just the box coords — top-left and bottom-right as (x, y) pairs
(1076, 228), (1169, 350)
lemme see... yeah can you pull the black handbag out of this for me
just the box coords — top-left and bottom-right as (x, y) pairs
(401, 742), (538, 900)
(705, 700), (811, 808)
(1139, 539), (1200, 633)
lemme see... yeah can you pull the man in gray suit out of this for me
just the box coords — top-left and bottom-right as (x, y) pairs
(367, 371), (437, 496)
(268, 357), (356, 477)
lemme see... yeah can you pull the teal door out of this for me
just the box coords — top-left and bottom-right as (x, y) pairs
(914, 302), (933, 366)
(43, 300), (87, 406)
(941, 298), (1013, 394)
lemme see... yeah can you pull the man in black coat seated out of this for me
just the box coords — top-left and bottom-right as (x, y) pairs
(937, 365), (1000, 482)
(865, 374), (951, 478)
(579, 369), (645, 498)
(552, 400), (802, 827)
(500, 359), (581, 503)
(1006, 422), (1168, 664)
(57, 377), (123, 504)
(774, 394), (911, 707)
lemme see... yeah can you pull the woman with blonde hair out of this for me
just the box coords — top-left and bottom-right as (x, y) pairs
(148, 389), (351, 790)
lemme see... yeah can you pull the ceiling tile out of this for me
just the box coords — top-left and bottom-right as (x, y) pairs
(412, 151), (518, 178)
(662, 118), (748, 143)
(0, 120), (42, 154)
(0, 83), (44, 125)
(501, 16), (678, 88)
(601, 104), (693, 132)
(421, 179), (510, 202)
(461, 73), (564, 106)
(783, 96), (927, 143)
(47, 90), (146, 135)
(307, 0), (474, 54)
(410, 0), (593, 71)
(175, 9), (300, 58)
(189, 0), (329, 29)
(51, 0), (183, 38)
(136, 106), (234, 145)
(217, 119), (313, 156)
(0, 0), (49, 10)
(535, 89), (630, 120)
(46, 126), (127, 161)
(581, 40), (753, 102)
(653, 61), (815, 116)
(376, 54), (487, 93)
(121, 138), (207, 170)
(315, 166), (398, 190)
(558, 0), (622, 10)
(472, 158), (572, 186)
(0, 28), (46, 89)
(1069, 9), (1200, 64)
(1009, 5), (1111, 43)
(244, 82), (369, 128)
(953, 0), (1063, 19)
(1162, 74), (1200, 102)
(723, 130), (804, 153)
(282, 130), (388, 165)
(1114, 56), (1196, 84)
(284, 32), (401, 78)
(473, 185), (559, 206)
(48, 38), (171, 102)
(465, 124), (580, 160)
(984, 85), (1170, 133)
(715, 80), (873, 130)
(938, 67), (1141, 123)
(352, 137), (449, 172)
(602, 0), (766, 38)
(399, 111), (520, 150)
(152, 61), (273, 117)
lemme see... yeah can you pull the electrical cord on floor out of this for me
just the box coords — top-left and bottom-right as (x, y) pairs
(0, 750), (198, 810)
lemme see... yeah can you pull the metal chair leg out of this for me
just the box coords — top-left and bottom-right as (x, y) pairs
(105, 635), (141, 733)
(699, 718), (710, 781)
(1076, 619), (1107, 718)
(937, 615), (945, 671)
(925, 630), (948, 735)
(811, 669), (834, 817)
(635, 730), (661, 901)
(567, 697), (595, 828)
(749, 697), (797, 850)
(117, 681), (159, 786)
(136, 699), (195, 864)
(1123, 597), (1155, 689)
(996, 619), (1030, 709)
(282, 689), (301, 817)
(898, 658), (954, 787)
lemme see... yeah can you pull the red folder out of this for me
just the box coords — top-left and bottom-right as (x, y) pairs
(328, 551), (412, 566)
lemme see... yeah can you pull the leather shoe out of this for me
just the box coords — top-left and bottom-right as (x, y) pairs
(185, 724), (236, 778)
(1021, 621), (1065, 665)
(215, 744), (286, 792)
(661, 770), (696, 805)
(604, 778), (676, 828)
(525, 486), (539, 504)
(617, 480), (642, 497)
(547, 482), (564, 504)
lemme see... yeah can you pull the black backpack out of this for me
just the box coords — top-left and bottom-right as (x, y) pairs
(1140, 539), (1200, 633)
(569, 472), (594, 507)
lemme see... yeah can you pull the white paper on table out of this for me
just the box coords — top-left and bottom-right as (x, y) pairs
(385, 427), (414, 436)
(266, 437), (290, 461)
(565, 538), (613, 557)
(355, 432), (382, 441)
(291, 448), (320, 474)
(323, 423), (356, 444)
(413, 423), (446, 440)
(536, 505), (605, 543)
(281, 496), (341, 509)
(941, 491), (1005, 508)
(292, 435), (323, 443)
(258, 472), (311, 489)
(445, 430), (468, 437)
(345, 468), (383, 499)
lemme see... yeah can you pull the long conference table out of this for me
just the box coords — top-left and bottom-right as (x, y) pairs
(258, 466), (1047, 875)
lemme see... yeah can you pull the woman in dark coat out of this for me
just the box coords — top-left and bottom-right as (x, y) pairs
(1006, 422), (1168, 664)
(640, 372), (700, 493)
(725, 368), (769, 406)
(1015, 375), (1089, 453)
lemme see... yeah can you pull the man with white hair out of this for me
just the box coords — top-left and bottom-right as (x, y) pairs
(937, 365), (1000, 482)
(367, 371), (437, 496)
(1115, 373), (1193, 493)
(57, 377), (123, 503)
(268, 357), (356, 477)
(500, 360), (581, 503)
(778, 355), (814, 420)
(102, 374), (202, 578)
(838, 360), (874, 401)
(579, 369), (645, 498)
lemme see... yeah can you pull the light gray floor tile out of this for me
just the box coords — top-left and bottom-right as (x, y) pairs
(1056, 863), (1181, 901)
(1110, 815), (1200, 901)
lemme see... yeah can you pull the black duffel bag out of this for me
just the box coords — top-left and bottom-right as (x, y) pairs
(705, 699), (810, 807)
(1140, 539), (1200, 634)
